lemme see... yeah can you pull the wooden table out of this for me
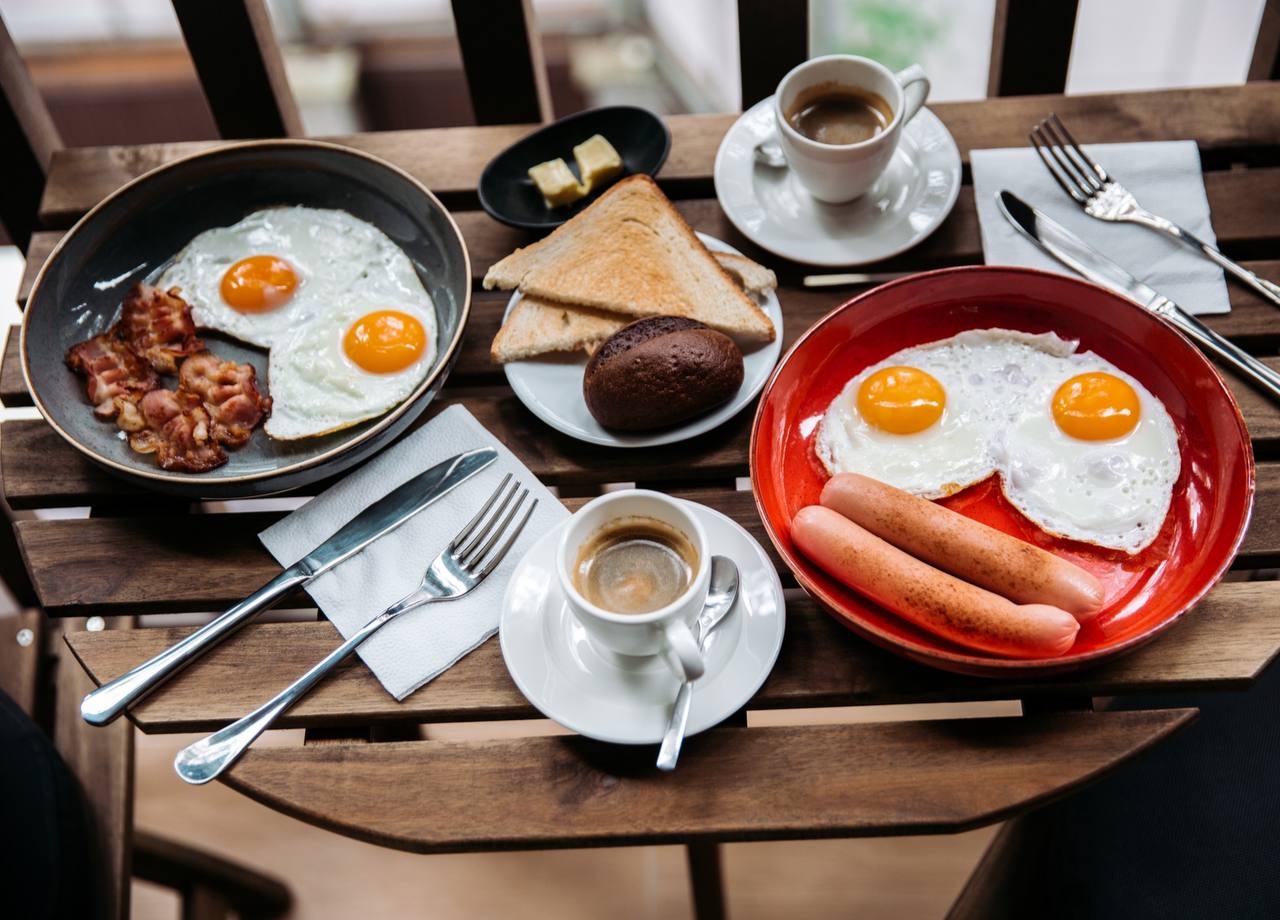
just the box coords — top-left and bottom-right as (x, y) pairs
(6, 84), (1280, 913)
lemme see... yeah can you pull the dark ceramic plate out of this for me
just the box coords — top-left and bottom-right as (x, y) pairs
(477, 106), (671, 230)
(22, 140), (471, 498)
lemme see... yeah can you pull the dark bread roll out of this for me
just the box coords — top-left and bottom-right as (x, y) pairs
(583, 316), (745, 431)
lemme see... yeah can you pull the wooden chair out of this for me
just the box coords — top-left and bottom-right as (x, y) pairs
(3, 3), (1276, 919)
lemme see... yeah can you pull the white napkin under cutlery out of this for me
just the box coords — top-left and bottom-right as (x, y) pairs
(260, 404), (568, 701)
(972, 140), (1230, 315)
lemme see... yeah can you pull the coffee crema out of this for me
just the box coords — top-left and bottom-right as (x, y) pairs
(572, 515), (699, 615)
(785, 81), (893, 146)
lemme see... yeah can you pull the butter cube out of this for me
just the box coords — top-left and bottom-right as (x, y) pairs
(573, 134), (623, 193)
(528, 158), (585, 208)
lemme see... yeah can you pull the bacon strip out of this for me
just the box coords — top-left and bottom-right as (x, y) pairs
(127, 389), (227, 472)
(65, 333), (159, 418)
(118, 283), (203, 373)
(179, 352), (272, 448)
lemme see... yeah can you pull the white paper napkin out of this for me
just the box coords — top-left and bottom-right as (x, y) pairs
(259, 405), (568, 701)
(971, 140), (1230, 315)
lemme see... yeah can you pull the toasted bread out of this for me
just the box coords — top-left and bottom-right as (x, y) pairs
(490, 252), (776, 363)
(483, 175), (775, 343)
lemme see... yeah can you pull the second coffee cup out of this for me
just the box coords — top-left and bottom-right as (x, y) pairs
(557, 490), (710, 681)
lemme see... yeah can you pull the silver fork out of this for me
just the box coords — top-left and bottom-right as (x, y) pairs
(173, 474), (536, 785)
(1030, 113), (1280, 309)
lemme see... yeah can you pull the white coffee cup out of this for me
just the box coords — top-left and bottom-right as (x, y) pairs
(557, 490), (709, 681)
(773, 54), (931, 203)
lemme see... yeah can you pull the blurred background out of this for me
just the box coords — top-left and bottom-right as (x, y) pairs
(0, 0), (1267, 144)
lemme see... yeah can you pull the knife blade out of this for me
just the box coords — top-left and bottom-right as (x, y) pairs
(997, 190), (1280, 404)
(80, 446), (498, 725)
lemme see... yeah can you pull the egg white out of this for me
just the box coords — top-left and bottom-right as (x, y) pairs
(157, 206), (429, 350)
(815, 329), (1181, 553)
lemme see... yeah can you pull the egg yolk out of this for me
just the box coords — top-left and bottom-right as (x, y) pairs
(856, 366), (946, 434)
(343, 310), (426, 374)
(220, 255), (298, 313)
(1052, 372), (1141, 441)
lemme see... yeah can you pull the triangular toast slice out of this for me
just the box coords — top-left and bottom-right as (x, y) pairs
(490, 252), (777, 363)
(483, 175), (775, 343)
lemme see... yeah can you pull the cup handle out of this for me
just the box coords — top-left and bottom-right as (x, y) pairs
(894, 64), (930, 126)
(660, 620), (705, 682)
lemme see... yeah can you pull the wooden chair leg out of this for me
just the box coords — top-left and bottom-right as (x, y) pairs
(686, 841), (727, 920)
(944, 817), (1038, 920)
(133, 829), (292, 920)
(51, 617), (135, 920)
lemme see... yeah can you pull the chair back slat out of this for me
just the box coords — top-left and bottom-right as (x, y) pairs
(1249, 0), (1280, 80)
(0, 15), (62, 252)
(988, 0), (1079, 96)
(171, 0), (303, 138)
(738, 0), (808, 109)
(451, 0), (552, 125)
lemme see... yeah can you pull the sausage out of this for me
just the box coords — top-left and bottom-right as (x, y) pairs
(820, 473), (1106, 621)
(792, 505), (1080, 658)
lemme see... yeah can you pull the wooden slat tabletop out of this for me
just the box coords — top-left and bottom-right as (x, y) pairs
(10, 83), (1280, 852)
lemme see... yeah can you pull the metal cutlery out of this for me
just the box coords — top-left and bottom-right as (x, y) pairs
(998, 190), (1280, 404)
(656, 555), (739, 772)
(80, 447), (497, 727)
(1029, 113), (1280, 309)
(174, 473), (537, 784)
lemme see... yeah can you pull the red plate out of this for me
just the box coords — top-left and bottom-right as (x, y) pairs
(750, 266), (1254, 677)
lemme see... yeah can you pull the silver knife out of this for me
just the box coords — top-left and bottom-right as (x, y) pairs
(997, 191), (1280, 404)
(80, 446), (498, 725)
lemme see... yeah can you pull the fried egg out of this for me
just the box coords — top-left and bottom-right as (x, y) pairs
(815, 329), (1180, 553)
(157, 207), (425, 349)
(999, 360), (1180, 555)
(266, 300), (437, 440)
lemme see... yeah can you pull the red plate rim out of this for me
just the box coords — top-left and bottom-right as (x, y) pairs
(749, 264), (1256, 678)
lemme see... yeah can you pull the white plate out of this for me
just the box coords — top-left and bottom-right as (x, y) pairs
(713, 97), (962, 267)
(500, 233), (783, 448)
(498, 499), (785, 745)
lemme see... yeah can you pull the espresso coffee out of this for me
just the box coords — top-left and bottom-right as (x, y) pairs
(786, 81), (893, 145)
(573, 515), (699, 615)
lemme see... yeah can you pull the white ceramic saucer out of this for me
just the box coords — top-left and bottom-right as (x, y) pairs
(714, 97), (962, 267)
(501, 232), (783, 448)
(498, 499), (786, 745)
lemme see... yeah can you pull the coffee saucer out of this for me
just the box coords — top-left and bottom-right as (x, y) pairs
(498, 499), (785, 744)
(713, 96), (961, 266)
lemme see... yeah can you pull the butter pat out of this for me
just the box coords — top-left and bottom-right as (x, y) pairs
(573, 134), (623, 193)
(528, 158), (585, 208)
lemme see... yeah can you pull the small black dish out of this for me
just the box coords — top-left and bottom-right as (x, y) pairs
(478, 106), (671, 230)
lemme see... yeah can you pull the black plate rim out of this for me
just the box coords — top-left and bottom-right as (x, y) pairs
(20, 137), (473, 488)
(476, 105), (672, 230)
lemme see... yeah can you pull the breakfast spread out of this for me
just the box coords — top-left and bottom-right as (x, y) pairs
(66, 283), (270, 472)
(485, 174), (776, 343)
(583, 316), (744, 431)
(528, 133), (624, 208)
(815, 329), (1179, 554)
(65, 206), (440, 470)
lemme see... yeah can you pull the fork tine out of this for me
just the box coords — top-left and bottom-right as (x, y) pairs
(1048, 113), (1109, 183)
(1029, 127), (1087, 204)
(462, 489), (528, 571)
(1034, 115), (1105, 193)
(449, 473), (511, 552)
(456, 478), (520, 563)
(472, 496), (538, 581)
